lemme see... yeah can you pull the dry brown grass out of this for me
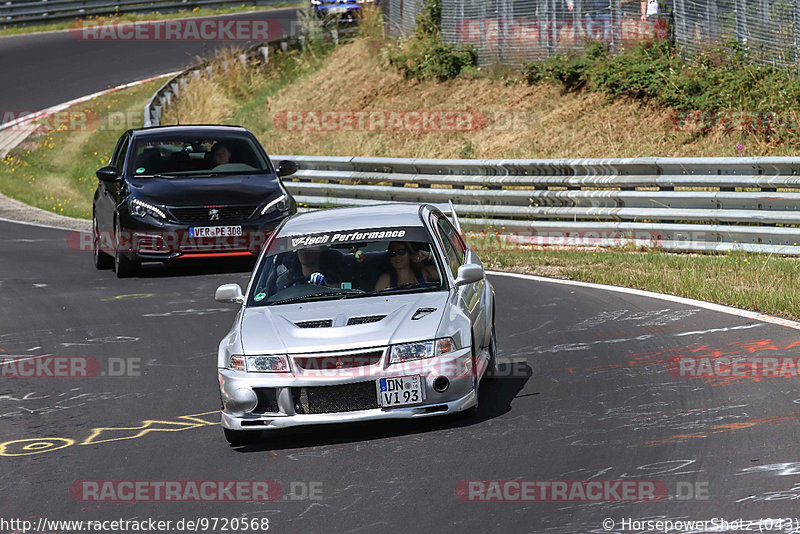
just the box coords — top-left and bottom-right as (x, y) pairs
(162, 74), (234, 126)
(240, 38), (796, 158)
(160, 33), (800, 158)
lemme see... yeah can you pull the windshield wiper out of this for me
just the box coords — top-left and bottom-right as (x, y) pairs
(267, 288), (364, 305)
(356, 282), (442, 298)
(380, 281), (441, 292)
(141, 173), (178, 179)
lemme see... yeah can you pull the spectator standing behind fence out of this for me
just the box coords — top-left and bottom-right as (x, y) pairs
(641, 0), (657, 20)
(560, 0), (576, 43)
(585, 0), (611, 40)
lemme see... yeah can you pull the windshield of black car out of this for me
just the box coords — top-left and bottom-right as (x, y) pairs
(247, 227), (446, 306)
(128, 135), (270, 177)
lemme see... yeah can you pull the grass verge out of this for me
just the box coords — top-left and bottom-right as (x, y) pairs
(4, 6), (800, 322)
(477, 246), (800, 321)
(0, 77), (164, 219)
(0, 2), (302, 37)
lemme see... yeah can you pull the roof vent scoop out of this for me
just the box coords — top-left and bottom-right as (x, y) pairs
(295, 319), (334, 328)
(347, 315), (386, 326)
(412, 308), (437, 320)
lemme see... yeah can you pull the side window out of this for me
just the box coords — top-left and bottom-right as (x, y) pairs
(435, 217), (461, 278)
(112, 136), (129, 174)
(437, 216), (466, 264)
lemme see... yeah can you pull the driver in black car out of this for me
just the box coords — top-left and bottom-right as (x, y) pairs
(209, 142), (232, 166)
(275, 246), (342, 289)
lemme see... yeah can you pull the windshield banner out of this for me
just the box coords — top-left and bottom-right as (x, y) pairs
(277, 227), (431, 252)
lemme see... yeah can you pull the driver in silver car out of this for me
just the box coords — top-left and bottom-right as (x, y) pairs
(275, 246), (342, 289)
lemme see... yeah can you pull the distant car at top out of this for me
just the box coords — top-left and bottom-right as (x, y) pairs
(311, 0), (379, 22)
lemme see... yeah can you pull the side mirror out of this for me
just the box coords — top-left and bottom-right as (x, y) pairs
(96, 165), (121, 182)
(276, 160), (298, 177)
(454, 264), (484, 287)
(215, 283), (245, 304)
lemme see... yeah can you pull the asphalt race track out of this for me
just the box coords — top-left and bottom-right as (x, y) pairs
(2, 218), (800, 533)
(0, 6), (300, 121)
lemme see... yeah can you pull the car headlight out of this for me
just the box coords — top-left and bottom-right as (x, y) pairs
(228, 354), (290, 372)
(389, 338), (455, 364)
(130, 198), (166, 219)
(247, 354), (290, 372)
(260, 194), (287, 216)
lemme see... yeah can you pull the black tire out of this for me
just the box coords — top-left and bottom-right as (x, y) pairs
(461, 337), (480, 418)
(485, 322), (498, 378)
(224, 428), (258, 445)
(114, 219), (138, 278)
(93, 213), (114, 270)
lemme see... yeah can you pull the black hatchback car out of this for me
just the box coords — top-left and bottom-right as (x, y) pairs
(93, 125), (298, 277)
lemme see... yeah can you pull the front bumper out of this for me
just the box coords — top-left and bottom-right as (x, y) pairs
(116, 211), (286, 262)
(218, 347), (475, 431)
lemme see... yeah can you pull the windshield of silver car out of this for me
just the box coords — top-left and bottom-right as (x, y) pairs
(248, 226), (446, 306)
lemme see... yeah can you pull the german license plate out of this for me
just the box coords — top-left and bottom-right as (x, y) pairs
(189, 226), (242, 238)
(329, 6), (348, 14)
(377, 376), (424, 407)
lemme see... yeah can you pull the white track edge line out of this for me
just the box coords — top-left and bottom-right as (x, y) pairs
(0, 216), (85, 232)
(487, 270), (800, 331)
(0, 71), (180, 132)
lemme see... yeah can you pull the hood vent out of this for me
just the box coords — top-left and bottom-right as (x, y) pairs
(412, 308), (437, 320)
(346, 315), (386, 326)
(295, 319), (333, 328)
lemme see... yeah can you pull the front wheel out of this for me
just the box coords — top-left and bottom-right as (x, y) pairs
(224, 428), (259, 446)
(114, 219), (139, 278)
(462, 339), (480, 418)
(485, 323), (498, 378)
(93, 213), (113, 270)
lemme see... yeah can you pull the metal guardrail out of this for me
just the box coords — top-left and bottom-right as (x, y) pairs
(272, 155), (800, 255)
(139, 16), (800, 256)
(0, 0), (285, 26)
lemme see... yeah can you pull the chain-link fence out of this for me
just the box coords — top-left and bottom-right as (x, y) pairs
(383, 0), (427, 38)
(440, 1), (668, 65)
(673, 0), (800, 68)
(384, 0), (800, 69)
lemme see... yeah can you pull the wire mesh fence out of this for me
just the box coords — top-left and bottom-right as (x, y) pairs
(384, 0), (800, 69)
(443, 0), (668, 66)
(673, 0), (800, 68)
(383, 0), (427, 38)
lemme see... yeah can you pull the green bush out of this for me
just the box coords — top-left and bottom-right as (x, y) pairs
(523, 39), (800, 113)
(384, 0), (476, 81)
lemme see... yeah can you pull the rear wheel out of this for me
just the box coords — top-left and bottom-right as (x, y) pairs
(114, 219), (138, 278)
(224, 428), (259, 446)
(93, 213), (113, 270)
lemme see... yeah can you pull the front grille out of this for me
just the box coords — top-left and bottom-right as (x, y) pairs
(169, 205), (257, 223)
(253, 388), (279, 414)
(347, 315), (386, 326)
(295, 319), (333, 328)
(294, 350), (383, 370)
(291, 382), (379, 414)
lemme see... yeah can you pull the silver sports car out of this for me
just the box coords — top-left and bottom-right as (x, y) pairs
(214, 203), (496, 444)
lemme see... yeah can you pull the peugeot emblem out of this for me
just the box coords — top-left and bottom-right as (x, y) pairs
(208, 208), (220, 221)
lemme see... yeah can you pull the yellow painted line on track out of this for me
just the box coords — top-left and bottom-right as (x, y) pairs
(0, 410), (219, 456)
